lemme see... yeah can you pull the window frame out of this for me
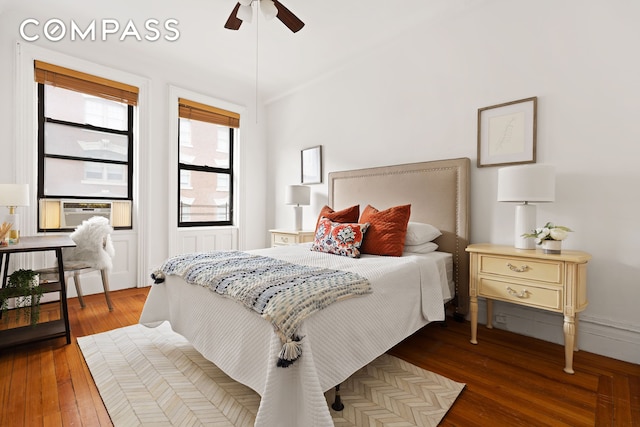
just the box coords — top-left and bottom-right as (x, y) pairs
(177, 120), (235, 227)
(36, 82), (135, 231)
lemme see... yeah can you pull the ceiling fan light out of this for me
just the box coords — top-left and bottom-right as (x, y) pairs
(238, 0), (253, 6)
(237, 4), (253, 22)
(260, 0), (278, 21)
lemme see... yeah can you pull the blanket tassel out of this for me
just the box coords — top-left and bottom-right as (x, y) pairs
(277, 336), (303, 368)
(331, 384), (344, 411)
(150, 270), (165, 284)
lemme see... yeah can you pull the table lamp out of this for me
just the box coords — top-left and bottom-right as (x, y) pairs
(285, 185), (310, 231)
(0, 184), (30, 244)
(497, 165), (555, 249)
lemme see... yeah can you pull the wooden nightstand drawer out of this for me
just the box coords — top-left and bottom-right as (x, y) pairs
(272, 233), (293, 246)
(478, 278), (562, 311)
(479, 254), (563, 284)
(269, 230), (315, 247)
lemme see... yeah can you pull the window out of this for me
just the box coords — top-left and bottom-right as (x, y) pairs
(177, 98), (239, 226)
(35, 60), (137, 230)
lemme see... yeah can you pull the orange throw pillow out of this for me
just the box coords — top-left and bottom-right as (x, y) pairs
(359, 204), (411, 256)
(315, 205), (360, 229)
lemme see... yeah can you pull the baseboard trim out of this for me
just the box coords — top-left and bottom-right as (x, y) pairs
(474, 300), (640, 365)
(579, 314), (640, 334)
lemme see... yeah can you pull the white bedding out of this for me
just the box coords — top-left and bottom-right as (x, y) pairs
(139, 245), (452, 426)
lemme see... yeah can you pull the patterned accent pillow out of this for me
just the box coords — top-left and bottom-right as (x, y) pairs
(315, 205), (360, 229)
(359, 204), (411, 257)
(311, 218), (369, 258)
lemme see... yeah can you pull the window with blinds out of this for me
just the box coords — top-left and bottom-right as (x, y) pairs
(178, 98), (239, 227)
(35, 60), (137, 230)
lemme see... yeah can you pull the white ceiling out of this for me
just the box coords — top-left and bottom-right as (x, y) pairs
(4, 0), (479, 101)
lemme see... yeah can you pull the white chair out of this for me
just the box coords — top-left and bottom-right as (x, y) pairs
(39, 216), (115, 311)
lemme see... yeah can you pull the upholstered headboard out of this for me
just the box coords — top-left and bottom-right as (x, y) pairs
(328, 157), (471, 317)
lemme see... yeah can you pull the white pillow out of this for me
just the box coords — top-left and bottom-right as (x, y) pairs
(403, 241), (439, 254)
(404, 222), (441, 245)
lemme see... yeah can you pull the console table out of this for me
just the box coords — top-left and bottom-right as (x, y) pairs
(0, 235), (75, 349)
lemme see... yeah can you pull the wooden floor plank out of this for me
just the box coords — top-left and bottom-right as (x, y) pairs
(25, 350), (44, 426)
(612, 374), (633, 426)
(631, 375), (640, 426)
(40, 349), (62, 427)
(6, 346), (28, 427)
(0, 352), (14, 427)
(1, 287), (639, 427)
(595, 375), (614, 426)
(40, 344), (61, 425)
(53, 338), (83, 427)
(63, 334), (102, 425)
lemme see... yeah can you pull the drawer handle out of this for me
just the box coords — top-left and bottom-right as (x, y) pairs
(506, 263), (529, 273)
(506, 286), (529, 298)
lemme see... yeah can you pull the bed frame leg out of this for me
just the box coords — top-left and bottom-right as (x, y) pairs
(331, 384), (344, 411)
(453, 312), (465, 322)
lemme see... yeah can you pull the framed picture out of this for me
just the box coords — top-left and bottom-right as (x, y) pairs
(477, 96), (537, 168)
(301, 145), (322, 184)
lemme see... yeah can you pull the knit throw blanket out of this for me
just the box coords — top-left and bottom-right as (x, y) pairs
(152, 251), (371, 367)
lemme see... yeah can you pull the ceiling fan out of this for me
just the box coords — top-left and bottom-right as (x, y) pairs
(224, 0), (305, 33)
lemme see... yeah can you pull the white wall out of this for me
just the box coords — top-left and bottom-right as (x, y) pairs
(0, 6), (268, 291)
(266, 0), (640, 364)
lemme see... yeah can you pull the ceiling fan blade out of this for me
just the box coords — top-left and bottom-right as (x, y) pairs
(224, 3), (243, 30)
(273, 0), (305, 33)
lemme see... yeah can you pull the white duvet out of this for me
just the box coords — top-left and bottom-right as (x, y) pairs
(139, 244), (450, 426)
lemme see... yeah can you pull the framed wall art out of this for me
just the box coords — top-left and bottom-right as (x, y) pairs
(301, 145), (322, 184)
(477, 96), (537, 168)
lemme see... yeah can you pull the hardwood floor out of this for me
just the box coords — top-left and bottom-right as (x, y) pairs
(389, 320), (639, 426)
(1, 287), (638, 426)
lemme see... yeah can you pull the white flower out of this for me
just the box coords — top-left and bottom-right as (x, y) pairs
(549, 228), (568, 241)
(538, 228), (550, 239)
(522, 222), (572, 242)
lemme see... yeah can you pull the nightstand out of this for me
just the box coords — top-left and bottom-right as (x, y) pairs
(269, 229), (315, 247)
(466, 243), (592, 374)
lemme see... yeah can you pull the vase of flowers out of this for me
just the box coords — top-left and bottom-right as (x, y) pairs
(522, 222), (572, 254)
(0, 222), (12, 246)
(540, 240), (562, 254)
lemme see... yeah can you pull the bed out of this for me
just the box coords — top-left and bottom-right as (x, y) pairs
(139, 157), (470, 426)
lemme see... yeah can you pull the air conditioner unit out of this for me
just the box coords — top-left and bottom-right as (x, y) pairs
(60, 201), (112, 229)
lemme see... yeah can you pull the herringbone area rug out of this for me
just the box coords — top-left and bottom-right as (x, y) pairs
(78, 322), (465, 426)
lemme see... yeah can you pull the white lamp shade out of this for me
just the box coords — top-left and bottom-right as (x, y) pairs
(497, 164), (555, 203)
(285, 185), (310, 206)
(0, 184), (30, 207)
